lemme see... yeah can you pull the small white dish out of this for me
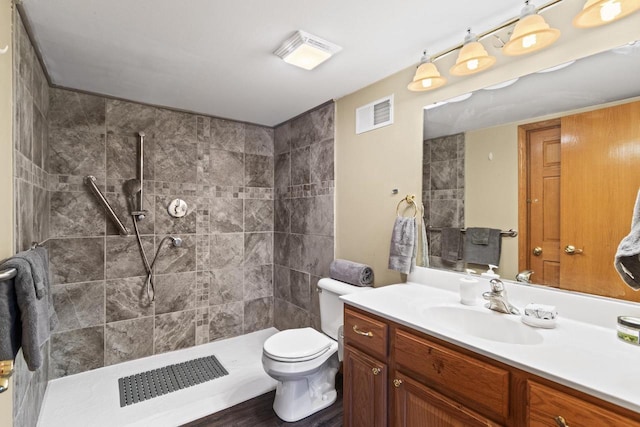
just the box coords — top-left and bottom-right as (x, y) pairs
(522, 314), (557, 329)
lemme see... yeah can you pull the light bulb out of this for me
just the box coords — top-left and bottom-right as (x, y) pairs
(466, 59), (479, 70)
(522, 33), (537, 49)
(600, 0), (622, 21)
(421, 78), (433, 88)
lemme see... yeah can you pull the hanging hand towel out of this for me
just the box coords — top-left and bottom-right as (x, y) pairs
(420, 204), (429, 267)
(388, 216), (417, 274)
(330, 259), (374, 286)
(13, 247), (48, 299)
(615, 189), (640, 290)
(0, 250), (57, 371)
(463, 227), (502, 266)
(441, 228), (462, 263)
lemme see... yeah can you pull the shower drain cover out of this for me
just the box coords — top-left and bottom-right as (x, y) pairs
(117, 354), (228, 407)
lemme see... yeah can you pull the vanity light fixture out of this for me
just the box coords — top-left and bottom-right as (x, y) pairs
(450, 30), (496, 76)
(407, 52), (447, 92)
(274, 30), (342, 70)
(502, 1), (561, 56)
(573, 0), (640, 28)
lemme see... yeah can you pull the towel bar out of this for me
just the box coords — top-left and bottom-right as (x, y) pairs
(0, 267), (17, 283)
(427, 226), (518, 238)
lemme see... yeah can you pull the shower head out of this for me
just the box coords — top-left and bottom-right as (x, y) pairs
(139, 131), (146, 138)
(170, 237), (183, 247)
(123, 179), (141, 197)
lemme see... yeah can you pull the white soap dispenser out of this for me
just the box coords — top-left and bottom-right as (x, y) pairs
(459, 269), (479, 305)
(481, 264), (500, 279)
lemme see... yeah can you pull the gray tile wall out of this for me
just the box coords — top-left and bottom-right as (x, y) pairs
(12, 9), (51, 427)
(47, 89), (275, 378)
(422, 133), (465, 270)
(273, 103), (335, 331)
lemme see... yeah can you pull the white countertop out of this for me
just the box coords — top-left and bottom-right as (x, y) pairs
(339, 267), (640, 413)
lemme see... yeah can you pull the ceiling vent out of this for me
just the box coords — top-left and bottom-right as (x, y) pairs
(355, 95), (394, 134)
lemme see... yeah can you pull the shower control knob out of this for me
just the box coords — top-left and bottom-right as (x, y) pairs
(168, 199), (188, 218)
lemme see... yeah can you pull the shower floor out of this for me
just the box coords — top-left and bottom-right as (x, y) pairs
(38, 328), (278, 427)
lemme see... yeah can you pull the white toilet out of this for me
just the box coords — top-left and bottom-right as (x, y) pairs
(262, 278), (371, 422)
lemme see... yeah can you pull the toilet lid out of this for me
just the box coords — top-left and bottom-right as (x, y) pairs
(264, 328), (333, 362)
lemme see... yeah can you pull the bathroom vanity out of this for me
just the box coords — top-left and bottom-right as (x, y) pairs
(341, 268), (640, 426)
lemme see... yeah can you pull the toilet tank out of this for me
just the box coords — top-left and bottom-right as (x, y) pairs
(317, 278), (371, 340)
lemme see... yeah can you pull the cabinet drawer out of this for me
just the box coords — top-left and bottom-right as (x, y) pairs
(344, 307), (388, 361)
(528, 381), (640, 427)
(395, 329), (510, 421)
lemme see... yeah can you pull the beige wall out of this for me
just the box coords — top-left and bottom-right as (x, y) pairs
(335, 3), (640, 286)
(465, 125), (519, 279)
(0, 0), (13, 422)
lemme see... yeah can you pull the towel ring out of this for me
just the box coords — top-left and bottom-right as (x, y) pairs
(396, 195), (418, 218)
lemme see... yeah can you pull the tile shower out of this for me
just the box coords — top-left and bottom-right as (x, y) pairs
(273, 104), (335, 331)
(46, 89), (277, 377)
(422, 133), (465, 270)
(9, 9), (335, 426)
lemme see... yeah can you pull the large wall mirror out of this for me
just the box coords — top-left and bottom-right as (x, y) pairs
(422, 41), (640, 302)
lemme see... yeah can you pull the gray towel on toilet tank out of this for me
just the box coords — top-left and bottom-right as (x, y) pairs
(615, 189), (640, 290)
(330, 259), (374, 286)
(463, 228), (502, 266)
(441, 228), (462, 262)
(0, 253), (57, 371)
(388, 217), (417, 274)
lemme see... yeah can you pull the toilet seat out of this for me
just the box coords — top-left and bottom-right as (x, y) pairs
(263, 328), (334, 362)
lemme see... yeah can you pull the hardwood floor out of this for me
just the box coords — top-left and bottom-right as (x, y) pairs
(183, 374), (343, 427)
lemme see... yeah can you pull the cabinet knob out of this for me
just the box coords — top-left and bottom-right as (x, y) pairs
(352, 325), (373, 337)
(393, 379), (403, 388)
(371, 367), (381, 375)
(554, 416), (570, 427)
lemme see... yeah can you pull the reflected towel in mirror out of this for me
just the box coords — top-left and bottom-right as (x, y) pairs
(463, 228), (502, 266)
(615, 189), (640, 290)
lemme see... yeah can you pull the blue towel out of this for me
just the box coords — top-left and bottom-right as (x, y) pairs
(0, 251), (57, 371)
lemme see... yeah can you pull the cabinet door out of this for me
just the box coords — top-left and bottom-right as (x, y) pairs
(343, 345), (387, 427)
(392, 371), (503, 427)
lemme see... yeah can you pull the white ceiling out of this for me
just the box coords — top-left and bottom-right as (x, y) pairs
(20, 0), (521, 126)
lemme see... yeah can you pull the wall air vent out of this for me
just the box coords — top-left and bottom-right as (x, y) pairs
(355, 94), (394, 134)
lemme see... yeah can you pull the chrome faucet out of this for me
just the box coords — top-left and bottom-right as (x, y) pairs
(483, 279), (520, 315)
(515, 270), (534, 283)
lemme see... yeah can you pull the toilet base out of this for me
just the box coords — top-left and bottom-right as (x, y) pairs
(271, 355), (339, 422)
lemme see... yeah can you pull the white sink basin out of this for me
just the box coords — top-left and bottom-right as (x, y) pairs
(426, 306), (544, 345)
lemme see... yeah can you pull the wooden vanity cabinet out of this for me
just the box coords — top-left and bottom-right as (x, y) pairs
(343, 307), (389, 427)
(343, 305), (640, 427)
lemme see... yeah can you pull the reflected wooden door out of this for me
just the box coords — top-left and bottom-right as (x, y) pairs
(561, 101), (640, 302)
(521, 122), (561, 287)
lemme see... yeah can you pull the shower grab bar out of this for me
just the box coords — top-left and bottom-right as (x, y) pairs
(84, 176), (129, 235)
